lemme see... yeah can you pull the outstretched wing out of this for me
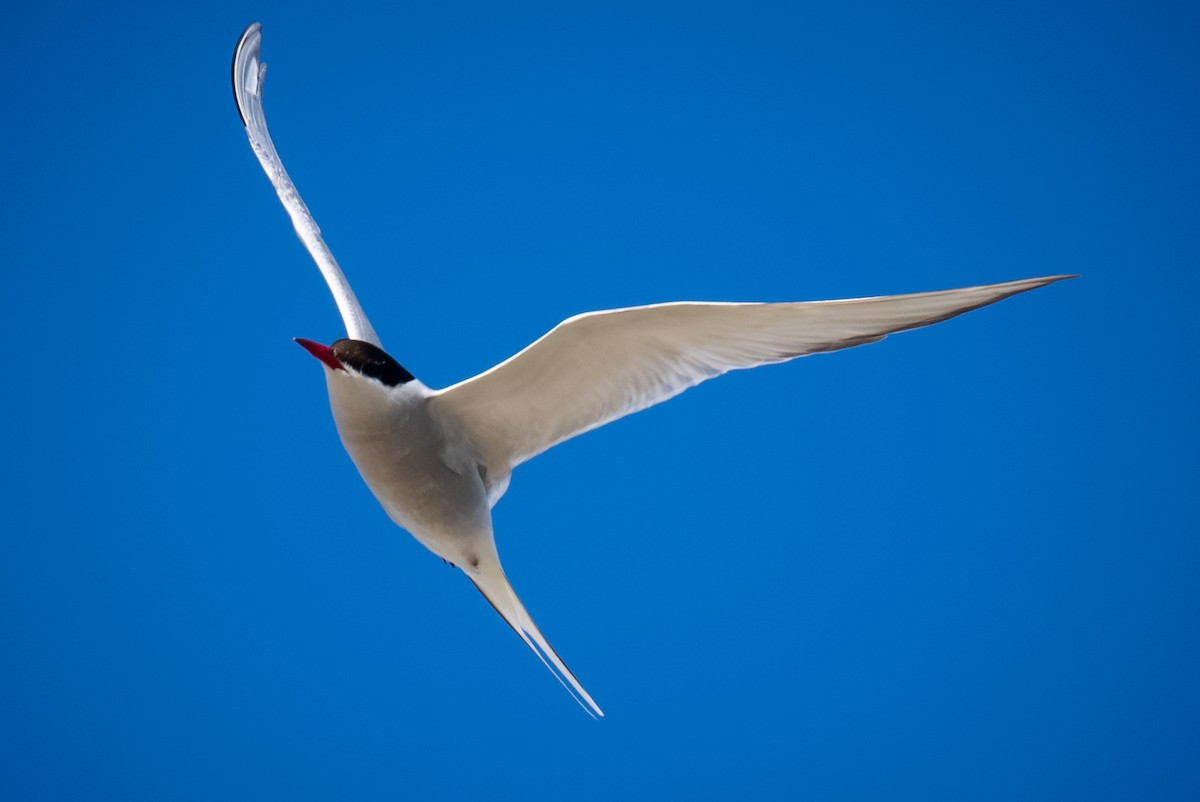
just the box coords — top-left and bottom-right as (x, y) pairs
(232, 22), (382, 347)
(432, 275), (1074, 471)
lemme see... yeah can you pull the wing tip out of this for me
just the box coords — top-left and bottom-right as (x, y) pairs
(232, 22), (264, 127)
(1037, 273), (1080, 284)
(996, 272), (1078, 301)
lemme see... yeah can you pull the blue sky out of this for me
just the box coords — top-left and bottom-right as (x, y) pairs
(2, 1), (1197, 799)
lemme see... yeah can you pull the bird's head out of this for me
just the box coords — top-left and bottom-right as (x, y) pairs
(294, 338), (415, 387)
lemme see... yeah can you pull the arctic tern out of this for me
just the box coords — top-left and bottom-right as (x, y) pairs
(232, 22), (1072, 718)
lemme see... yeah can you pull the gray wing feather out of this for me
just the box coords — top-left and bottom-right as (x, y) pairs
(432, 275), (1074, 470)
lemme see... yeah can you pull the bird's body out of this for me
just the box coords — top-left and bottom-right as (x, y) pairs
(302, 337), (601, 712)
(232, 22), (1073, 718)
(328, 376), (475, 559)
(323, 365), (498, 571)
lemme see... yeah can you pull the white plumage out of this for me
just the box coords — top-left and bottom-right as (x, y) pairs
(233, 22), (1072, 718)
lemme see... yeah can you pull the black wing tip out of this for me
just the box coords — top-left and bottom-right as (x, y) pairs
(231, 22), (264, 127)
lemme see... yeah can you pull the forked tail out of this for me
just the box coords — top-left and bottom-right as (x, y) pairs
(469, 561), (604, 718)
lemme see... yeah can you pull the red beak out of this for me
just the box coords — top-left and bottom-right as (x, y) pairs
(294, 338), (343, 371)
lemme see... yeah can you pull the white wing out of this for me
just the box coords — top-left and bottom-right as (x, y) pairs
(232, 23), (382, 347)
(432, 275), (1074, 471)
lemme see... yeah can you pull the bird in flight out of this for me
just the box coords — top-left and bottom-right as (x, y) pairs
(232, 22), (1072, 718)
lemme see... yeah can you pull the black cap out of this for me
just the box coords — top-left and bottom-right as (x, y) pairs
(331, 339), (415, 387)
